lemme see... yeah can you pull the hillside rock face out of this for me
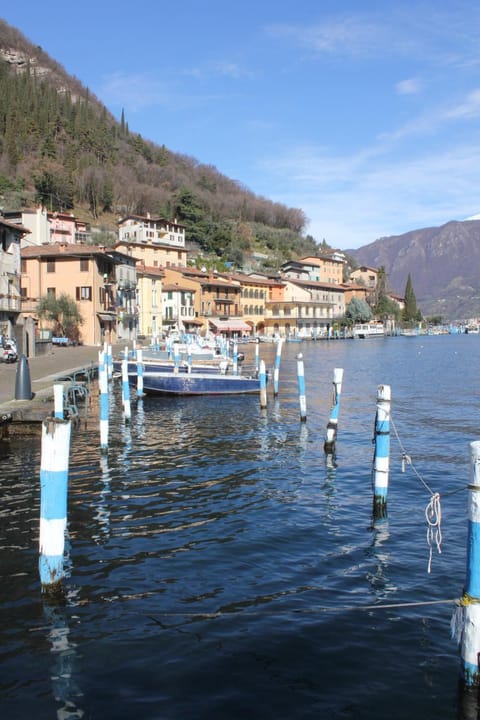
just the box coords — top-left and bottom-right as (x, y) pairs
(350, 220), (480, 320)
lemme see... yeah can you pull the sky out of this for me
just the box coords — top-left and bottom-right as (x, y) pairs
(2, 1), (480, 249)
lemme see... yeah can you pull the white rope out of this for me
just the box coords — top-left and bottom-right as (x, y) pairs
(391, 415), (445, 573)
(425, 492), (442, 573)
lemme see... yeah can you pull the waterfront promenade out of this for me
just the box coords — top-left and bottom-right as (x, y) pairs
(0, 344), (117, 420)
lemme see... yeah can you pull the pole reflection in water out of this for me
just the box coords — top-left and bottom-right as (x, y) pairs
(43, 601), (84, 720)
(367, 518), (396, 601)
(91, 455), (111, 544)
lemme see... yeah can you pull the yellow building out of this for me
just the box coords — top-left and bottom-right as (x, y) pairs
(135, 265), (164, 340)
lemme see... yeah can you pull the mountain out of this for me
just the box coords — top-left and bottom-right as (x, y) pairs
(350, 219), (480, 320)
(0, 18), (317, 269)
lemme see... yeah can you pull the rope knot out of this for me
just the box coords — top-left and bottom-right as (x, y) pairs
(425, 492), (442, 573)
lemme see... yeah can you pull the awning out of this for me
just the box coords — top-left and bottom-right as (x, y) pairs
(209, 319), (251, 333)
(97, 313), (116, 322)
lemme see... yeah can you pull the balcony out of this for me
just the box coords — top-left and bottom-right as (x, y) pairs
(0, 295), (21, 312)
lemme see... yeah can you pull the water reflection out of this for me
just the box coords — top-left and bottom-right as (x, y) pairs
(43, 601), (84, 719)
(366, 518), (397, 601)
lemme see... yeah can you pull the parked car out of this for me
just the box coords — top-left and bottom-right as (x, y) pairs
(1, 338), (18, 363)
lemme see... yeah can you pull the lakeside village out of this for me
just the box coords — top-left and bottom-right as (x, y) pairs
(0, 207), (476, 359)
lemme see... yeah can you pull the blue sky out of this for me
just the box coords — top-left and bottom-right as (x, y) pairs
(2, 1), (480, 249)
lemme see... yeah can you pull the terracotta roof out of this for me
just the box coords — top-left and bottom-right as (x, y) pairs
(162, 283), (195, 292)
(21, 243), (132, 262)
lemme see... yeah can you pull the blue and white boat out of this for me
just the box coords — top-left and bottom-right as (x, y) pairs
(138, 368), (263, 396)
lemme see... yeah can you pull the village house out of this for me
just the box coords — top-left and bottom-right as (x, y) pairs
(21, 243), (135, 346)
(135, 265), (165, 341)
(349, 265), (378, 291)
(223, 271), (277, 336)
(264, 277), (345, 338)
(116, 214), (187, 268)
(161, 281), (199, 335)
(3, 207), (91, 246)
(281, 252), (345, 285)
(162, 265), (249, 336)
(0, 218), (30, 350)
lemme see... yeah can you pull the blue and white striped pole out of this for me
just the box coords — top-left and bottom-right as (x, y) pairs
(324, 368), (344, 454)
(122, 357), (131, 422)
(373, 384), (391, 517)
(259, 359), (267, 409)
(456, 441), (480, 686)
(255, 338), (260, 374)
(99, 351), (109, 452)
(53, 383), (64, 420)
(39, 417), (71, 593)
(296, 353), (307, 422)
(132, 340), (137, 360)
(107, 343), (113, 381)
(273, 338), (283, 396)
(173, 342), (180, 374)
(136, 348), (145, 397)
(233, 340), (238, 376)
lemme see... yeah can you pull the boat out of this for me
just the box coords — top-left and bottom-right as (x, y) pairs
(352, 322), (385, 339)
(135, 368), (264, 396)
(114, 348), (244, 378)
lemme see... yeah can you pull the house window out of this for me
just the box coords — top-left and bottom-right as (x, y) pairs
(76, 286), (92, 301)
(47, 287), (56, 298)
(21, 259), (27, 273)
(47, 260), (55, 273)
(80, 258), (89, 272)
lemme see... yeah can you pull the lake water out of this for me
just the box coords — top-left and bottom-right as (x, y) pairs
(1, 334), (480, 719)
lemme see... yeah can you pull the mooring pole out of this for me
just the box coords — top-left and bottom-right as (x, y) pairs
(173, 342), (180, 374)
(233, 339), (238, 376)
(373, 384), (391, 518)
(121, 357), (131, 422)
(324, 368), (344, 454)
(107, 343), (113, 380)
(136, 348), (145, 397)
(259, 359), (267, 409)
(255, 338), (260, 374)
(99, 352), (109, 452)
(53, 383), (64, 420)
(296, 353), (307, 422)
(273, 339), (283, 396)
(39, 417), (71, 594)
(458, 441), (480, 686)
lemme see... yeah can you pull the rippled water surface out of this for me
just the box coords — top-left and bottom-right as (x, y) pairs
(1, 334), (480, 719)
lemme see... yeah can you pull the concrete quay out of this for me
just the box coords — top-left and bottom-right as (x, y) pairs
(0, 345), (118, 434)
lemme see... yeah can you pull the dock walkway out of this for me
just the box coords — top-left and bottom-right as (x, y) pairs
(0, 344), (121, 429)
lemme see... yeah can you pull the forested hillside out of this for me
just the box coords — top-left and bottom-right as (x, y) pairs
(0, 18), (318, 268)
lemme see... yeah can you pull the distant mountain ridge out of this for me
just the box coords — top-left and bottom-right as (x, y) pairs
(349, 219), (480, 320)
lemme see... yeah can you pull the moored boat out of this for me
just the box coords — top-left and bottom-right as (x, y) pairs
(138, 368), (263, 396)
(352, 322), (385, 339)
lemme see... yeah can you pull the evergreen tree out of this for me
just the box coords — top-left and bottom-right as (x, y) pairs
(403, 273), (421, 322)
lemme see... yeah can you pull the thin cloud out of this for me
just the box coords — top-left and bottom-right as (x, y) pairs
(447, 88), (480, 119)
(396, 78), (422, 95)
